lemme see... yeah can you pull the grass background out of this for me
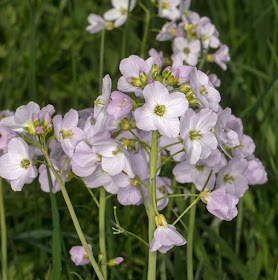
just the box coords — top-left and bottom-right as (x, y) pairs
(0, 0), (278, 279)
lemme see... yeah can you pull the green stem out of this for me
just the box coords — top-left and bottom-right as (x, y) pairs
(28, 0), (36, 101)
(172, 170), (213, 226)
(139, 2), (151, 58)
(156, 149), (184, 173)
(121, 0), (131, 58)
(113, 207), (149, 247)
(99, 29), (105, 93)
(147, 130), (159, 280)
(157, 193), (199, 201)
(138, 185), (149, 216)
(157, 141), (182, 153)
(0, 178), (7, 280)
(85, 186), (100, 208)
(69, 0), (78, 108)
(46, 167), (62, 280)
(42, 149), (104, 280)
(129, 129), (151, 150)
(187, 185), (196, 280)
(99, 187), (107, 279)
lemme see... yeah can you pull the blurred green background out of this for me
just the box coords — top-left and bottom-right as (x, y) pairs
(0, 0), (278, 279)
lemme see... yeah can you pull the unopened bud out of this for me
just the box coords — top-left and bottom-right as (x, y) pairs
(139, 70), (148, 83)
(162, 66), (172, 78)
(120, 118), (130, 131)
(108, 257), (124, 266)
(206, 54), (214, 63)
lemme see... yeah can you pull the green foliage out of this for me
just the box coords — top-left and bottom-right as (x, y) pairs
(0, 0), (277, 279)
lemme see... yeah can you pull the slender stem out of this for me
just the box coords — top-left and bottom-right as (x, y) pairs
(187, 185), (196, 280)
(157, 193), (198, 201)
(86, 187), (99, 208)
(99, 187), (107, 279)
(69, 0), (78, 108)
(60, 157), (69, 176)
(0, 179), (7, 280)
(157, 141), (182, 153)
(28, 0), (36, 101)
(172, 170), (213, 226)
(46, 167), (62, 280)
(156, 149), (184, 173)
(171, 208), (188, 231)
(138, 185), (149, 217)
(134, 175), (149, 189)
(42, 149), (104, 280)
(129, 129), (151, 150)
(99, 29), (105, 93)
(34, 160), (50, 166)
(138, 2), (150, 58)
(121, 0), (131, 58)
(147, 130), (159, 280)
(113, 207), (149, 247)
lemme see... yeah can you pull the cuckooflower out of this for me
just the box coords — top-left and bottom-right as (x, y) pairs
(0, 138), (37, 191)
(150, 214), (186, 253)
(104, 0), (136, 28)
(158, 0), (181, 21)
(180, 108), (218, 164)
(172, 38), (200, 66)
(134, 81), (188, 138)
(106, 91), (133, 120)
(216, 157), (249, 198)
(201, 186), (239, 221)
(243, 158), (267, 185)
(53, 109), (85, 158)
(69, 245), (93, 266)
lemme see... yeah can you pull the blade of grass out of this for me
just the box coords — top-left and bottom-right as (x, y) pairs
(69, 0), (78, 108)
(0, 178), (7, 280)
(121, 0), (131, 58)
(28, 0), (37, 101)
(46, 167), (62, 280)
(197, 220), (250, 280)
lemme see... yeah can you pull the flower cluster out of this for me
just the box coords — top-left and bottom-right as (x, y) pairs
(86, 0), (137, 34)
(148, 0), (230, 90)
(0, 52), (267, 253)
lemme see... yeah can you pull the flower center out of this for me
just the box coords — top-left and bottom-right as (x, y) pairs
(60, 129), (73, 139)
(161, 1), (170, 9)
(200, 85), (208, 95)
(158, 185), (166, 194)
(120, 7), (127, 15)
(130, 178), (139, 187)
(20, 158), (30, 169)
(183, 47), (190, 55)
(82, 254), (89, 260)
(112, 146), (121, 155)
(195, 165), (205, 171)
(223, 173), (234, 184)
(189, 130), (203, 141)
(154, 105), (166, 117)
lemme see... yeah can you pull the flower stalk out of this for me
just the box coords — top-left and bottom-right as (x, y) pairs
(147, 130), (159, 280)
(41, 147), (104, 280)
(0, 178), (7, 280)
(99, 187), (107, 279)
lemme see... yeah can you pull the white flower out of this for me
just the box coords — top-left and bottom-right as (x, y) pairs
(180, 108), (218, 164)
(159, 0), (181, 21)
(134, 81), (188, 138)
(104, 0), (136, 28)
(0, 138), (37, 191)
(172, 38), (200, 66)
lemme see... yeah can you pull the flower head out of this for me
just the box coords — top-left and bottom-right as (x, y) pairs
(150, 214), (186, 253)
(69, 245), (93, 266)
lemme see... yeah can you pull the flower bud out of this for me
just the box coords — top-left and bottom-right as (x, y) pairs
(108, 257), (124, 266)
